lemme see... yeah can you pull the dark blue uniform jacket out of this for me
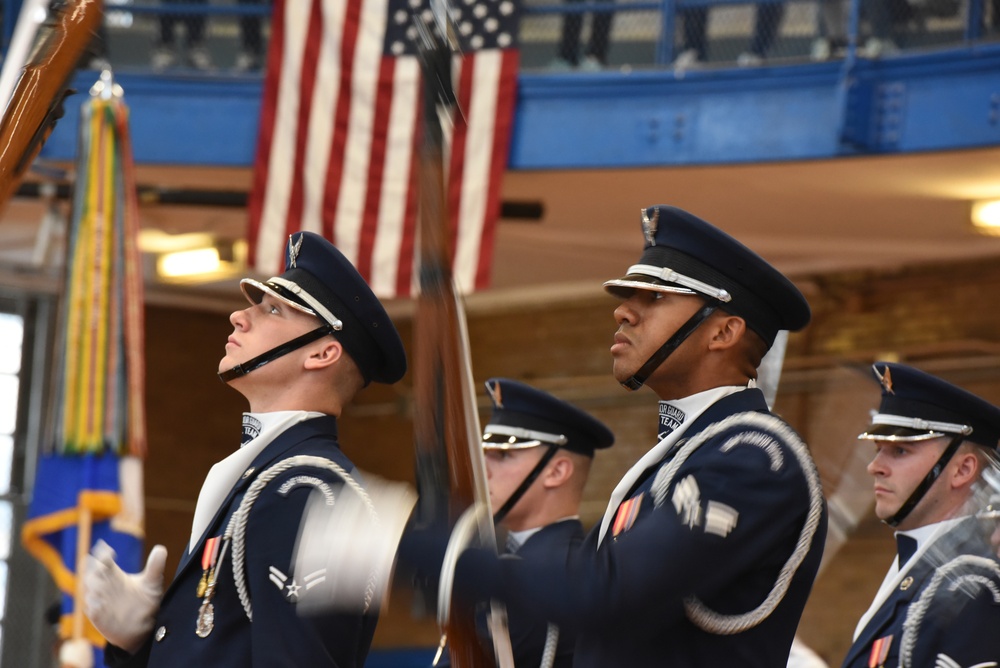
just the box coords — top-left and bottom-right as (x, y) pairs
(482, 388), (827, 668)
(841, 516), (1000, 668)
(505, 520), (583, 668)
(440, 520), (584, 668)
(106, 415), (377, 668)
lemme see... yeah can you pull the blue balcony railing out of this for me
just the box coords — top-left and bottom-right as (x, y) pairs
(1, 0), (995, 76)
(3, 0), (1000, 168)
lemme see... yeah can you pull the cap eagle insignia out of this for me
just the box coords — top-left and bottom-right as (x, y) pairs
(486, 380), (503, 408)
(288, 234), (304, 268)
(642, 207), (659, 247)
(874, 365), (894, 394)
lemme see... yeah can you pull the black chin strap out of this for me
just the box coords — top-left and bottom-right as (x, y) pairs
(884, 435), (965, 528)
(621, 301), (721, 391)
(492, 445), (560, 525)
(218, 324), (334, 383)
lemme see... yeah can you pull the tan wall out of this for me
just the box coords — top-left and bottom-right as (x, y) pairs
(142, 255), (1000, 663)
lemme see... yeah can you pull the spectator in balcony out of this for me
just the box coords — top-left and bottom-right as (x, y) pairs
(859, 0), (911, 56)
(152, 0), (213, 72)
(810, 0), (848, 61)
(234, 0), (269, 73)
(552, 0), (613, 70)
(673, 1), (786, 68)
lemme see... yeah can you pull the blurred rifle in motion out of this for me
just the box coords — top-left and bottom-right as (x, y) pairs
(0, 0), (103, 215)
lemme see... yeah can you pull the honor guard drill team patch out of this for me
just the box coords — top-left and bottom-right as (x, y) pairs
(658, 401), (685, 440)
(242, 415), (262, 446)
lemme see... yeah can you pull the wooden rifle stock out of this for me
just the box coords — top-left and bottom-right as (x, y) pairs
(411, 15), (507, 668)
(0, 0), (103, 214)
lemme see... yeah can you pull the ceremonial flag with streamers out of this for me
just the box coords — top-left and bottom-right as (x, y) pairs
(247, 0), (520, 297)
(21, 81), (147, 659)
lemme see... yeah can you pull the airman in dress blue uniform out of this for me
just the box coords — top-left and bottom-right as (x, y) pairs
(841, 362), (1000, 668)
(84, 232), (407, 667)
(454, 378), (614, 668)
(415, 205), (828, 667)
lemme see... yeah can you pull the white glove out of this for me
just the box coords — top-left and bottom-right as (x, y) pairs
(83, 540), (167, 654)
(58, 637), (94, 668)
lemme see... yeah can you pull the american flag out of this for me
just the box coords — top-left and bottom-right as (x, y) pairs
(247, 0), (520, 297)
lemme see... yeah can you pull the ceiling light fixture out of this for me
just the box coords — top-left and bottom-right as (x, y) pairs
(158, 247), (221, 278)
(138, 229), (215, 253)
(971, 199), (1000, 235)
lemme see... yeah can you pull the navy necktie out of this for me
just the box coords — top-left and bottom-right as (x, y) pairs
(896, 533), (918, 566)
(504, 534), (520, 555)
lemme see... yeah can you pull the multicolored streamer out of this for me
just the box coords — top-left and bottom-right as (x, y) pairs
(56, 93), (146, 457)
(22, 80), (147, 660)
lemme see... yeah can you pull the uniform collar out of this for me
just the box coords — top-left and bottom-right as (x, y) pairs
(657, 385), (748, 431)
(242, 410), (326, 447)
(894, 516), (965, 557)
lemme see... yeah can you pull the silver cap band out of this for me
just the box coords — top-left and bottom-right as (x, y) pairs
(604, 264), (732, 303)
(482, 424), (568, 450)
(858, 412), (973, 441)
(241, 277), (344, 331)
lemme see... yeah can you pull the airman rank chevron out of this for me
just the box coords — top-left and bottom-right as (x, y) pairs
(672, 475), (703, 528)
(934, 654), (997, 668)
(704, 500), (738, 537)
(868, 635), (892, 668)
(270, 565), (303, 602)
(612, 494), (643, 538)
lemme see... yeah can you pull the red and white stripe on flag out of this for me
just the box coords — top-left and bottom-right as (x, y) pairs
(247, 0), (520, 298)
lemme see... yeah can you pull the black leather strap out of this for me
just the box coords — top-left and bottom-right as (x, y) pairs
(885, 435), (965, 528)
(492, 444), (560, 525)
(218, 324), (334, 383)
(621, 301), (720, 391)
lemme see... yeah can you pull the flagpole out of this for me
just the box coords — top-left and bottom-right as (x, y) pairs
(24, 67), (141, 668)
(72, 505), (93, 642)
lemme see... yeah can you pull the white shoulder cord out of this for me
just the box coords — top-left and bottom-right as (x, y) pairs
(224, 455), (380, 621)
(898, 554), (1000, 667)
(539, 623), (559, 668)
(649, 411), (825, 635)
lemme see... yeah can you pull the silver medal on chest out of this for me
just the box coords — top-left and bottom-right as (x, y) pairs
(196, 598), (215, 638)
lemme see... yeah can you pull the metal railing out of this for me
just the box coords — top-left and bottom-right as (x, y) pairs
(0, 0), (995, 75)
(521, 0), (993, 69)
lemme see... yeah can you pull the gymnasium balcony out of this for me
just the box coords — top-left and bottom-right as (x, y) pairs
(2, 0), (1000, 292)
